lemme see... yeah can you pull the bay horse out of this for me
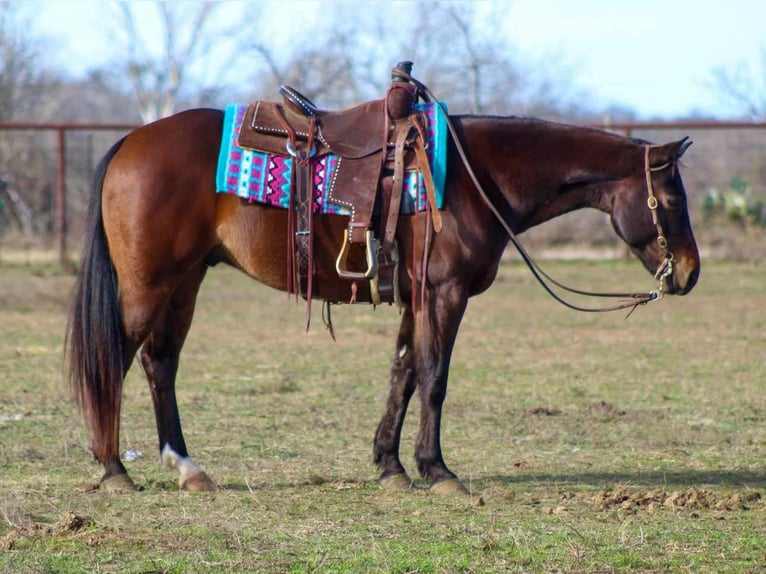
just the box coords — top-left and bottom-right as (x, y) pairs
(66, 106), (700, 493)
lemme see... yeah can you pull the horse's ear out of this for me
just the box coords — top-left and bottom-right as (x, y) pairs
(674, 136), (693, 159)
(653, 137), (692, 166)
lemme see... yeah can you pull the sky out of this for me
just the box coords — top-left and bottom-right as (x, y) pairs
(31, 0), (766, 120)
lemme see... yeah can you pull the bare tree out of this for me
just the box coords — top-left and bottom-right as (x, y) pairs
(111, 1), (234, 123)
(249, 34), (372, 106)
(402, 3), (587, 117)
(241, 2), (510, 111)
(0, 3), (63, 247)
(710, 46), (766, 119)
(235, 1), (592, 121)
(384, 2), (511, 114)
(244, 4), (381, 107)
(0, 2), (60, 121)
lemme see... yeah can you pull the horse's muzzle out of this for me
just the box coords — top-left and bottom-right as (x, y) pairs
(667, 259), (700, 295)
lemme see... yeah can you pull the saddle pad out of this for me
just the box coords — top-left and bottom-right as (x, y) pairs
(215, 102), (447, 214)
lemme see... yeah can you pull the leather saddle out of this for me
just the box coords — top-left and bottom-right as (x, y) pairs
(236, 62), (442, 318)
(240, 87), (386, 159)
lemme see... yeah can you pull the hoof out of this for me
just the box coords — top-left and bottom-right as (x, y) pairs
(379, 473), (413, 491)
(181, 472), (216, 492)
(430, 478), (469, 496)
(100, 473), (138, 493)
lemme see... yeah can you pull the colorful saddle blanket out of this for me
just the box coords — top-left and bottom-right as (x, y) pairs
(215, 102), (448, 215)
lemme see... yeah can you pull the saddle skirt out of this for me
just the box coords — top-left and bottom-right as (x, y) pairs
(215, 102), (448, 215)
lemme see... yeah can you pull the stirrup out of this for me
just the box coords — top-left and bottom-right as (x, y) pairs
(336, 229), (379, 280)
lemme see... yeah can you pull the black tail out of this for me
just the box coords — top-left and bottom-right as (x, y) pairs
(65, 137), (127, 464)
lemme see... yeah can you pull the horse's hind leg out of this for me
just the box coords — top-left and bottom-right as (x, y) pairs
(97, 337), (142, 493)
(96, 291), (163, 493)
(139, 265), (216, 491)
(374, 307), (418, 490)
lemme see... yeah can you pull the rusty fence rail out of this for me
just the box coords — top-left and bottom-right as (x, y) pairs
(1, 119), (765, 264)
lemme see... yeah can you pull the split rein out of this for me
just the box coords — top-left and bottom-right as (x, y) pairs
(401, 71), (675, 315)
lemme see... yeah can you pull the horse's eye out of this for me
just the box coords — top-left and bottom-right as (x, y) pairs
(665, 195), (684, 210)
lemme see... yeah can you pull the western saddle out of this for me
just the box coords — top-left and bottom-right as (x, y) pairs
(236, 61), (442, 319)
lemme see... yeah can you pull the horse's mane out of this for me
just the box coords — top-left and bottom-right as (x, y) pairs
(452, 113), (652, 146)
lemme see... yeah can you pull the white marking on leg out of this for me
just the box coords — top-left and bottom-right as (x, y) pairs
(161, 444), (206, 488)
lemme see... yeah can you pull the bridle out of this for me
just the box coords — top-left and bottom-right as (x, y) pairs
(644, 145), (675, 298)
(399, 70), (677, 315)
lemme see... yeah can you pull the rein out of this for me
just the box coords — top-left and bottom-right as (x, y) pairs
(401, 70), (674, 314)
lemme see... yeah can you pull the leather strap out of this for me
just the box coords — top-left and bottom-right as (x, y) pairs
(382, 123), (411, 255)
(294, 144), (314, 300)
(413, 114), (442, 233)
(273, 103), (317, 327)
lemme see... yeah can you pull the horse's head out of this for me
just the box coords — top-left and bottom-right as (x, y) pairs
(609, 138), (700, 295)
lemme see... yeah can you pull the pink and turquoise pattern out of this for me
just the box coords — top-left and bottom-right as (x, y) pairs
(215, 102), (447, 214)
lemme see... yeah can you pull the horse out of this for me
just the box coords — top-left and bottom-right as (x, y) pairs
(66, 106), (700, 494)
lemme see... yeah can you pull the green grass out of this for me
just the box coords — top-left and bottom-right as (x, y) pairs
(0, 258), (764, 572)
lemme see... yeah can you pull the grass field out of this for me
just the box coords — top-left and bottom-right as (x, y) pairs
(0, 258), (764, 573)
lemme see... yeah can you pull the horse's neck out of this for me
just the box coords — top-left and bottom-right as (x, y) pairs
(466, 117), (631, 233)
(518, 170), (613, 232)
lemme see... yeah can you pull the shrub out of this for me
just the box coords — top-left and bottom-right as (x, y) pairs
(701, 176), (765, 227)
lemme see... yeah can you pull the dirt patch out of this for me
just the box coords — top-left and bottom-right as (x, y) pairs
(306, 476), (367, 490)
(526, 406), (562, 416)
(53, 512), (93, 534)
(525, 402), (626, 420)
(587, 401), (625, 419)
(589, 486), (763, 514)
(1, 512), (93, 551)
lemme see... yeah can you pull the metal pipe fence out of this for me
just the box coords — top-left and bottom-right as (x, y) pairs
(1, 120), (764, 263)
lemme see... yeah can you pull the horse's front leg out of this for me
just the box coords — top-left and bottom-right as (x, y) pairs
(413, 282), (469, 494)
(374, 307), (418, 489)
